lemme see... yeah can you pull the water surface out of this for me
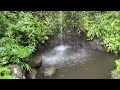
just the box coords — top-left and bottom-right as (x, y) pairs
(36, 44), (119, 79)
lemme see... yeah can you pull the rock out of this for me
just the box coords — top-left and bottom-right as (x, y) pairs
(111, 74), (120, 79)
(27, 68), (37, 79)
(9, 64), (24, 79)
(111, 72), (120, 79)
(27, 56), (42, 68)
(43, 67), (56, 76)
(89, 38), (105, 51)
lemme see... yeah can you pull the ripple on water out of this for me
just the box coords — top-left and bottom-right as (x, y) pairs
(41, 45), (90, 67)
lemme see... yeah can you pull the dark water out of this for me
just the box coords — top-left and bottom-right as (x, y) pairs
(36, 29), (120, 79)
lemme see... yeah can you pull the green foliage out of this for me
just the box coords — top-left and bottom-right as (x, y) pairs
(31, 11), (63, 35)
(0, 66), (17, 79)
(1, 11), (120, 79)
(64, 11), (81, 30)
(78, 11), (120, 53)
(0, 11), (56, 78)
(111, 59), (120, 79)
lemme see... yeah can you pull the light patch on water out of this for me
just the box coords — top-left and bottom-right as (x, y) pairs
(41, 45), (90, 67)
(54, 45), (71, 51)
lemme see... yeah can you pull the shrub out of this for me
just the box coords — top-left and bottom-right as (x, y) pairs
(0, 11), (56, 78)
(111, 59), (120, 79)
(0, 66), (18, 79)
(78, 11), (120, 54)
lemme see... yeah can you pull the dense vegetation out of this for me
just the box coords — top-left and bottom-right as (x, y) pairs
(79, 11), (120, 53)
(0, 11), (58, 78)
(111, 59), (120, 79)
(0, 11), (120, 79)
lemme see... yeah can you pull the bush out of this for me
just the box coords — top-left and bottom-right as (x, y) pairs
(111, 59), (120, 79)
(0, 11), (56, 78)
(0, 66), (18, 79)
(78, 11), (120, 54)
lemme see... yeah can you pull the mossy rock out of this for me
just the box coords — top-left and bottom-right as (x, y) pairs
(89, 38), (105, 51)
(27, 57), (42, 68)
(43, 66), (56, 76)
(111, 73), (120, 79)
(27, 68), (37, 79)
(9, 64), (24, 79)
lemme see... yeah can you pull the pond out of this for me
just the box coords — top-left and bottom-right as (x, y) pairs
(36, 29), (119, 79)
(36, 44), (119, 79)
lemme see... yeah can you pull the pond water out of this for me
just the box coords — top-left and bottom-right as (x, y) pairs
(36, 29), (119, 79)
(36, 44), (119, 79)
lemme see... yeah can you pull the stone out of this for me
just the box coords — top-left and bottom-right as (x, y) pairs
(111, 75), (120, 79)
(43, 67), (56, 76)
(111, 72), (120, 79)
(27, 68), (37, 79)
(89, 38), (105, 51)
(9, 64), (24, 79)
(27, 56), (42, 68)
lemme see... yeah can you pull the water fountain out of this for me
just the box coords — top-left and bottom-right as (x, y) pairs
(53, 11), (71, 56)
(41, 11), (88, 67)
(59, 11), (63, 45)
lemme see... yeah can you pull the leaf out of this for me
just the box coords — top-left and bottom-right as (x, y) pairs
(115, 60), (120, 66)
